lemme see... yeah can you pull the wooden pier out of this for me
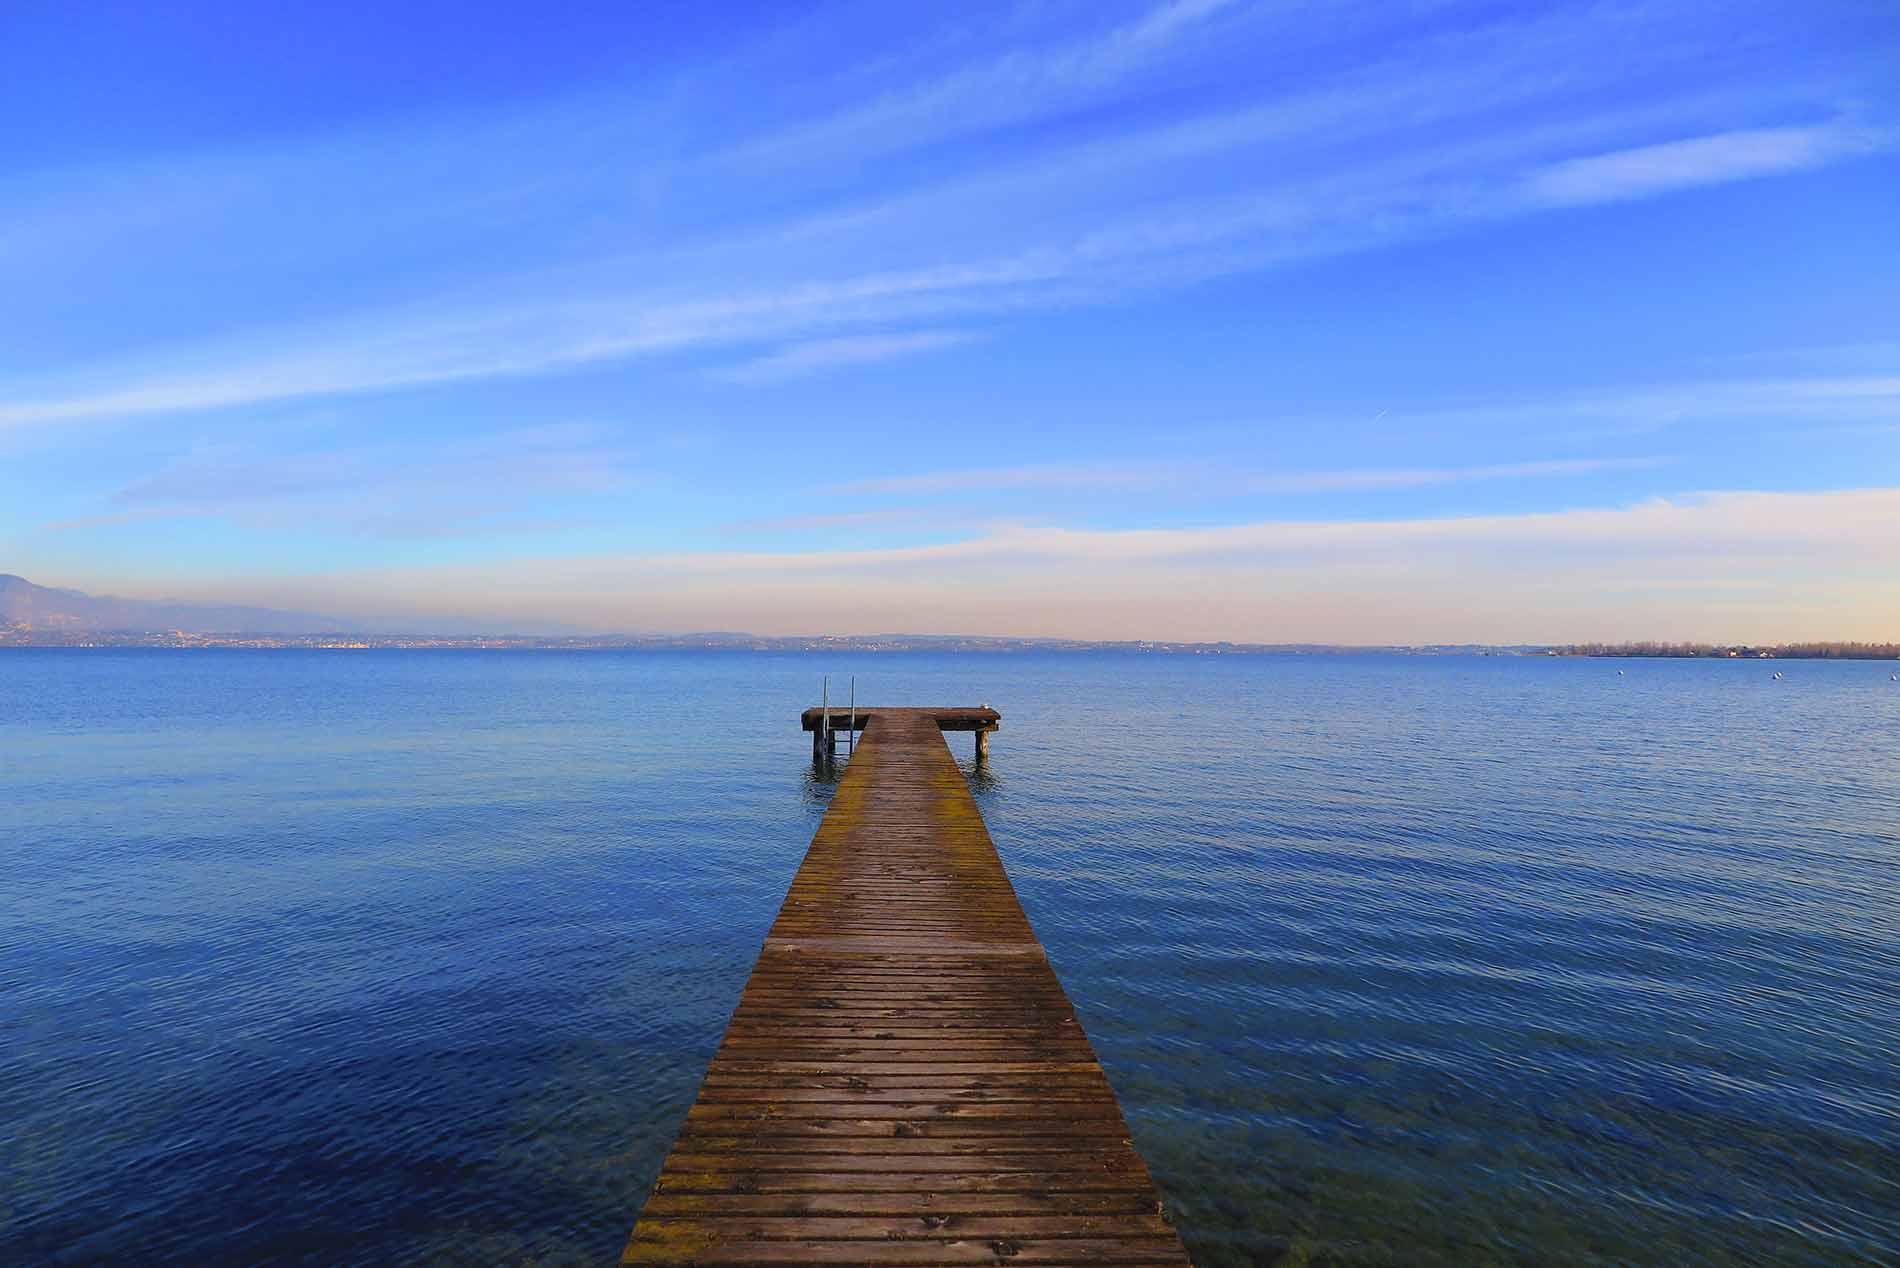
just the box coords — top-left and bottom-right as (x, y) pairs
(622, 707), (1189, 1266)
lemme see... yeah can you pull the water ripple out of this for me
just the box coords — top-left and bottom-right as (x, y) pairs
(3, 649), (1897, 1265)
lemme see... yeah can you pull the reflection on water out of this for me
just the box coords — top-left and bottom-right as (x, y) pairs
(800, 759), (841, 804)
(3, 649), (1897, 1265)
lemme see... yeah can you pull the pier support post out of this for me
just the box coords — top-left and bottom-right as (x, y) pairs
(975, 728), (991, 762)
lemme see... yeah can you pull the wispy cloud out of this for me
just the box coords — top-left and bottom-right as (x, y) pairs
(718, 507), (956, 536)
(683, 486), (1900, 569)
(830, 462), (1175, 497)
(4, 138), (1861, 434)
(238, 487), (1900, 643)
(0, 0), (1889, 497)
(0, 266), (1048, 429)
(1522, 122), (1886, 207)
(71, 422), (639, 539)
(1243, 457), (1669, 493)
(2, 8), (1885, 435)
(40, 506), (197, 534)
(5, 2), (1892, 642)
(715, 329), (982, 383)
(833, 456), (1668, 498)
(1214, 376), (1900, 448)
(728, 0), (1242, 165)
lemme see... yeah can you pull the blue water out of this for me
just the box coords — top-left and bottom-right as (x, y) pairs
(3, 650), (1897, 1265)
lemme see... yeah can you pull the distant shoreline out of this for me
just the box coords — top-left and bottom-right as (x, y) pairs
(3, 631), (1895, 658)
(1561, 642), (1900, 661)
(0, 631), (1523, 654)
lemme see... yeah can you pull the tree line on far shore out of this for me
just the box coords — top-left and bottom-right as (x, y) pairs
(1566, 641), (1900, 659)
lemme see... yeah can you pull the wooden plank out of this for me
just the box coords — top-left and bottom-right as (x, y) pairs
(637, 1194), (1169, 1218)
(800, 706), (1000, 733)
(625, 1239), (1187, 1266)
(623, 708), (1187, 1266)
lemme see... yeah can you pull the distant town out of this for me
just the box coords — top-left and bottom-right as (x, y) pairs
(1559, 641), (1900, 660)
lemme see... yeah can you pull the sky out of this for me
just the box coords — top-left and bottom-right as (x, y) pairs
(2, 0), (1896, 642)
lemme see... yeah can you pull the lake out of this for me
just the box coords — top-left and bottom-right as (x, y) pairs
(3, 650), (1897, 1264)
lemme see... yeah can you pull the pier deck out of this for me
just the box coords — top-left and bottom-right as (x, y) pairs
(623, 707), (1188, 1266)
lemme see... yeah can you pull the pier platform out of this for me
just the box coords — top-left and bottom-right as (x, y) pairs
(622, 707), (1188, 1266)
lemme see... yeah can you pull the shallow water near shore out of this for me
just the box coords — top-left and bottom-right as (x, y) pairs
(4, 649), (1898, 1265)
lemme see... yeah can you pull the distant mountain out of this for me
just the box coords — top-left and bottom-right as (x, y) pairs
(0, 574), (348, 634)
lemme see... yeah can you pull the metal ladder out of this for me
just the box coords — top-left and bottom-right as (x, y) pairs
(820, 675), (857, 759)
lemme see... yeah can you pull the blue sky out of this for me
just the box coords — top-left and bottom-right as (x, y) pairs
(2, 0), (1896, 640)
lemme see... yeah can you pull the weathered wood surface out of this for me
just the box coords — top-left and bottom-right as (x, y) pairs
(624, 708), (1188, 1267)
(800, 706), (1000, 734)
